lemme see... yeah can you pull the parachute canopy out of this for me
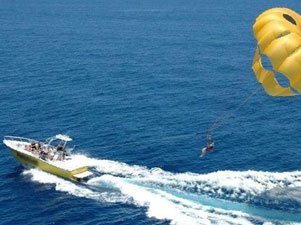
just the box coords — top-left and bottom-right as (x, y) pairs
(252, 8), (301, 96)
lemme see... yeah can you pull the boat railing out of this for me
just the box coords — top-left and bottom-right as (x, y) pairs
(4, 136), (38, 144)
(4, 136), (73, 154)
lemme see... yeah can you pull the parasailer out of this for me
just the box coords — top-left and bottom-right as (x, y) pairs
(200, 135), (214, 158)
(252, 8), (301, 96)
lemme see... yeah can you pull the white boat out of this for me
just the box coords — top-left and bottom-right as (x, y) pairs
(3, 134), (93, 182)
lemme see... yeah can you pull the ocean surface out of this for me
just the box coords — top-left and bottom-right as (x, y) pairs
(1, 0), (301, 224)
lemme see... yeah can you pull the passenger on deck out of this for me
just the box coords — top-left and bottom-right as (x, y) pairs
(54, 145), (64, 161)
(57, 145), (63, 151)
(47, 150), (54, 160)
(25, 144), (32, 152)
(31, 142), (36, 150)
(35, 143), (41, 151)
(40, 148), (48, 160)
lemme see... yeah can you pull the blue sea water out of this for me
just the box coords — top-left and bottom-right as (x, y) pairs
(1, 0), (301, 224)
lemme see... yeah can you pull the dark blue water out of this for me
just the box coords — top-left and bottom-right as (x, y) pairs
(1, 0), (301, 224)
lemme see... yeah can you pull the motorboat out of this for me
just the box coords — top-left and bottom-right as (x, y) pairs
(3, 134), (93, 182)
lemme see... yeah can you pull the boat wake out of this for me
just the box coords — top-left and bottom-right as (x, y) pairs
(22, 155), (301, 225)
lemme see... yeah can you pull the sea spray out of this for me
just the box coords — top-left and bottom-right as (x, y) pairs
(72, 155), (301, 208)
(23, 154), (301, 225)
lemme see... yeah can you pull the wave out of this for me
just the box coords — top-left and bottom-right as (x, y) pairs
(22, 154), (301, 225)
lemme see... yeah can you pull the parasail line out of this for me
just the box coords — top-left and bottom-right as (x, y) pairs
(95, 132), (200, 150)
(207, 86), (261, 136)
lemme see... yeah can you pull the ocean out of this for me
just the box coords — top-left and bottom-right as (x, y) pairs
(1, 0), (301, 224)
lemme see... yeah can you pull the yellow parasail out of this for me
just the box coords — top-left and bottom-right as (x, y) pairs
(252, 8), (301, 96)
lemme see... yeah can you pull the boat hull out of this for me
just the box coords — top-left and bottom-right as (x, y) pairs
(9, 147), (87, 182)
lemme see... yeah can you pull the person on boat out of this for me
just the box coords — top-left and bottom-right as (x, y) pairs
(56, 145), (66, 160)
(39, 148), (48, 160)
(200, 135), (214, 158)
(57, 144), (64, 151)
(36, 142), (41, 150)
(47, 150), (54, 160)
(31, 142), (36, 150)
(25, 144), (32, 152)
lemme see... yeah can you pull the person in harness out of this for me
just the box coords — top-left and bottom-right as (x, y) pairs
(200, 135), (214, 158)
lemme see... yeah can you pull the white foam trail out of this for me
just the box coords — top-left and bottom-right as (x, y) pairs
(72, 154), (151, 177)
(89, 175), (258, 225)
(22, 155), (301, 225)
(73, 155), (301, 202)
(22, 169), (129, 204)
